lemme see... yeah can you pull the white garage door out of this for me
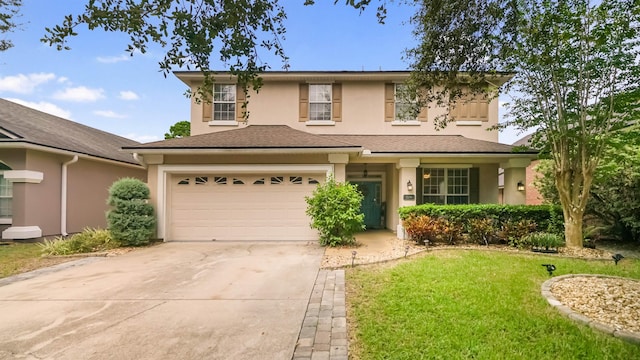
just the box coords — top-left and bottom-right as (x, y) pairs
(169, 174), (323, 241)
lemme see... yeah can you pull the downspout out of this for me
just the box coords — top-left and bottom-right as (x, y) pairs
(133, 153), (147, 168)
(61, 155), (78, 236)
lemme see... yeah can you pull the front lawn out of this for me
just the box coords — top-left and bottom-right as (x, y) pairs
(347, 251), (640, 359)
(0, 242), (73, 279)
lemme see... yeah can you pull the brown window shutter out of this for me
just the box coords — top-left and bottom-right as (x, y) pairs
(417, 106), (428, 122)
(384, 83), (395, 122)
(332, 83), (342, 122)
(202, 100), (212, 122)
(478, 98), (489, 122)
(299, 83), (309, 122)
(236, 84), (246, 121)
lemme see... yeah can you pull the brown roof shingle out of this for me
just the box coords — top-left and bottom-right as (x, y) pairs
(125, 125), (361, 150)
(0, 98), (141, 164)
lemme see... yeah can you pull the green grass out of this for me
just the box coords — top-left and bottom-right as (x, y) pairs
(0, 242), (48, 278)
(347, 251), (640, 359)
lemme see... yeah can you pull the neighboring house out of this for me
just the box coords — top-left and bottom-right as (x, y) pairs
(124, 71), (537, 241)
(0, 99), (147, 240)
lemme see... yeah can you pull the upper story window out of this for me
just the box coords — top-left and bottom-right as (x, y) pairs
(385, 83), (427, 123)
(422, 168), (469, 205)
(213, 84), (236, 121)
(394, 84), (417, 121)
(299, 83), (342, 123)
(309, 84), (332, 121)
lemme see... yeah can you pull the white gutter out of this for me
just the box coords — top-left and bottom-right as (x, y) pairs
(61, 155), (78, 236)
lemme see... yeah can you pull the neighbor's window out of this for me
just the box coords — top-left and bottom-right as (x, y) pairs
(213, 84), (236, 121)
(422, 168), (469, 205)
(0, 165), (12, 220)
(394, 83), (416, 120)
(309, 84), (332, 121)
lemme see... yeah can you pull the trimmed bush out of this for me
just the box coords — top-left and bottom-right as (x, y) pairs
(305, 176), (365, 247)
(107, 178), (155, 246)
(400, 204), (563, 248)
(399, 204), (564, 234)
(39, 228), (120, 255)
(402, 215), (464, 245)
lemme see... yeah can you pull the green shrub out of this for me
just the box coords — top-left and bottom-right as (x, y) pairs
(523, 232), (565, 250)
(39, 228), (120, 256)
(497, 219), (537, 248)
(107, 178), (155, 246)
(467, 218), (497, 246)
(399, 204), (563, 233)
(305, 176), (365, 247)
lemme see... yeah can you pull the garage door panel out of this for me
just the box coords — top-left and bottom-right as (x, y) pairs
(169, 173), (322, 241)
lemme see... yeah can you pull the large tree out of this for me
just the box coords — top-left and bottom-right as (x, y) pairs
(405, 0), (640, 248)
(0, 0), (21, 52)
(164, 120), (190, 139)
(41, 0), (386, 100)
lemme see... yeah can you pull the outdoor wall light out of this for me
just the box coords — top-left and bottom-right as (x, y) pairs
(407, 180), (413, 192)
(517, 181), (525, 191)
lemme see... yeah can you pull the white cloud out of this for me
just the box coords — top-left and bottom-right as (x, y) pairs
(96, 54), (131, 64)
(93, 110), (127, 119)
(5, 98), (72, 119)
(53, 86), (105, 102)
(57, 77), (69, 84)
(0, 73), (56, 94)
(121, 133), (161, 143)
(118, 90), (139, 101)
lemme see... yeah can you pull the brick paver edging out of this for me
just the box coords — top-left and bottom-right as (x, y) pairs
(293, 269), (348, 360)
(541, 274), (640, 345)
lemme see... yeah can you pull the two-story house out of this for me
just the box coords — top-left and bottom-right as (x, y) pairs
(124, 71), (536, 242)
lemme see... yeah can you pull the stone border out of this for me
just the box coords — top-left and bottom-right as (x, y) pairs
(541, 274), (640, 345)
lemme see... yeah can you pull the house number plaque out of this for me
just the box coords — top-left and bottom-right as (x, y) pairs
(403, 194), (415, 201)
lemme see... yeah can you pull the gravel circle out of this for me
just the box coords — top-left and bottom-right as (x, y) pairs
(551, 276), (640, 333)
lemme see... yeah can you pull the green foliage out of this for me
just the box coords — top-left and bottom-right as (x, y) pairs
(498, 219), (537, 248)
(467, 218), (497, 246)
(305, 177), (365, 247)
(399, 204), (563, 233)
(0, 0), (21, 52)
(523, 232), (565, 250)
(164, 120), (190, 139)
(406, 0), (640, 248)
(38, 228), (120, 256)
(107, 178), (155, 246)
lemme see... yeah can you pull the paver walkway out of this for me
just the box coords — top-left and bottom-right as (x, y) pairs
(293, 270), (347, 360)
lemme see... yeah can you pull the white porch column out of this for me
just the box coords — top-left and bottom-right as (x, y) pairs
(501, 158), (531, 205)
(328, 153), (349, 182)
(396, 158), (420, 239)
(1, 170), (44, 240)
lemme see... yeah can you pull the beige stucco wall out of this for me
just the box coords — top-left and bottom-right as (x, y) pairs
(189, 80), (500, 142)
(478, 164), (500, 204)
(0, 149), (27, 232)
(67, 158), (146, 234)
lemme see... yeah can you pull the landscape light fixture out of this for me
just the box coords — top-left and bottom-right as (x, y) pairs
(407, 180), (413, 192)
(542, 264), (556, 276)
(612, 253), (624, 265)
(404, 245), (409, 258)
(517, 181), (525, 191)
(351, 250), (357, 267)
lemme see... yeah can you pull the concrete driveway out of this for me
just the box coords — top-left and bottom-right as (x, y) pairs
(0, 241), (324, 360)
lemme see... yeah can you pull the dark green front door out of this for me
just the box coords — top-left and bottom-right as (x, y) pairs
(354, 181), (382, 229)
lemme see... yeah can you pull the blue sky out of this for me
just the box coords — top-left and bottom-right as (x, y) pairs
(0, 1), (524, 144)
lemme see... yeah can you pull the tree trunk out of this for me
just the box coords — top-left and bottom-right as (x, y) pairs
(564, 210), (584, 248)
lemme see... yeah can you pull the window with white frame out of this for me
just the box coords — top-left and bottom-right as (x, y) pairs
(0, 164), (12, 221)
(309, 84), (332, 121)
(395, 83), (417, 120)
(213, 84), (236, 121)
(422, 168), (469, 205)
